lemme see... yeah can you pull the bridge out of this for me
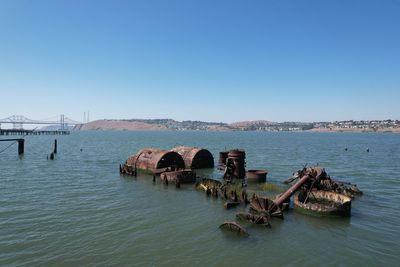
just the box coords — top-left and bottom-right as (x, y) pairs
(0, 115), (83, 135)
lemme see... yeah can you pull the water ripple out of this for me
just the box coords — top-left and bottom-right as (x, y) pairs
(1, 131), (399, 266)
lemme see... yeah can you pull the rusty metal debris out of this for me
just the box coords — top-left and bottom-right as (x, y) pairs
(294, 190), (352, 217)
(279, 166), (362, 216)
(171, 146), (214, 169)
(248, 167), (334, 218)
(219, 151), (229, 166)
(196, 178), (250, 205)
(273, 167), (320, 207)
(120, 146), (362, 235)
(195, 178), (222, 196)
(219, 221), (249, 236)
(160, 169), (196, 187)
(285, 166), (363, 198)
(223, 149), (246, 180)
(220, 149), (268, 184)
(224, 201), (240, 209)
(246, 169), (268, 183)
(250, 196), (284, 219)
(236, 212), (271, 228)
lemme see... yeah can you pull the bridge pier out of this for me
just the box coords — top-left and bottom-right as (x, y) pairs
(0, 129), (70, 135)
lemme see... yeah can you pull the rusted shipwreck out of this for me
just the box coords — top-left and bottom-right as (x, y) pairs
(120, 147), (214, 186)
(121, 148), (185, 175)
(282, 166), (360, 217)
(121, 147), (214, 174)
(216, 166), (360, 235)
(294, 190), (352, 217)
(120, 146), (361, 236)
(285, 166), (363, 198)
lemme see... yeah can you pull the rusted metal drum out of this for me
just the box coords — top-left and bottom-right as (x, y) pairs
(219, 151), (229, 165)
(171, 146), (214, 169)
(246, 169), (268, 183)
(125, 148), (185, 173)
(226, 149), (246, 179)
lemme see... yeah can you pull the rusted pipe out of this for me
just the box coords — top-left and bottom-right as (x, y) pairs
(274, 173), (312, 206)
(274, 167), (325, 205)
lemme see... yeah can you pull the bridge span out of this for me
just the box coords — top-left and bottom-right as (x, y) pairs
(0, 115), (83, 135)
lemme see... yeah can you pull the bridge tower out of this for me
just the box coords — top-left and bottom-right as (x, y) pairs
(12, 115), (23, 130)
(60, 114), (65, 130)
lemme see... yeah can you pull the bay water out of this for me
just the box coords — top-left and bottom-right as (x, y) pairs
(1, 131), (399, 266)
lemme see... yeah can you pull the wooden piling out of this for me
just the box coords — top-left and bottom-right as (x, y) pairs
(17, 139), (24, 155)
(53, 139), (57, 154)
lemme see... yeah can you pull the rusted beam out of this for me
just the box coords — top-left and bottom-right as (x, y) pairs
(274, 173), (312, 206)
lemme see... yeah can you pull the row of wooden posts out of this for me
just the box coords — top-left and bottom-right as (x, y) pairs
(0, 138), (57, 158)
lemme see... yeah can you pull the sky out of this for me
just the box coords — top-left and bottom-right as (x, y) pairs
(0, 0), (399, 123)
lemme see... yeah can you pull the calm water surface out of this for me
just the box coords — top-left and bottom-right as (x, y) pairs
(1, 131), (399, 266)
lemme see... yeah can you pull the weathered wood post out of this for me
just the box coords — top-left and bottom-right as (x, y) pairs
(53, 139), (57, 154)
(17, 139), (24, 155)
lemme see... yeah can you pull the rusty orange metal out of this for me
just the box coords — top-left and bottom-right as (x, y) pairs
(246, 169), (268, 183)
(171, 146), (214, 169)
(126, 148), (185, 173)
(224, 149), (246, 179)
(219, 151), (229, 165)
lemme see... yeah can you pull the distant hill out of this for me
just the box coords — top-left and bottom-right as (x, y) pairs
(80, 119), (232, 131)
(230, 120), (274, 129)
(80, 120), (168, 131)
(79, 119), (313, 131)
(77, 119), (400, 132)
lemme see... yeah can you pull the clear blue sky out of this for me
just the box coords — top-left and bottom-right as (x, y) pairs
(0, 0), (399, 123)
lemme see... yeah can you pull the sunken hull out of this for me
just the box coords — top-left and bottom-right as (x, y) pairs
(171, 146), (214, 169)
(294, 190), (352, 217)
(124, 148), (185, 173)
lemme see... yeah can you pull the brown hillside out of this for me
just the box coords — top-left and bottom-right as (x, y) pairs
(81, 120), (168, 131)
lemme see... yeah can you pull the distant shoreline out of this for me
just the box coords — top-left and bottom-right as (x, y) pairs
(307, 128), (400, 133)
(77, 129), (400, 133)
(77, 119), (400, 133)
